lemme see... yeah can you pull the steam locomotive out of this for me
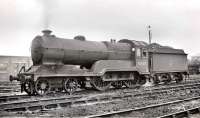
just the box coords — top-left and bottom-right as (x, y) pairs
(10, 30), (188, 95)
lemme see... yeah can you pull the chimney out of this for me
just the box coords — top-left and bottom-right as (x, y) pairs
(42, 29), (52, 36)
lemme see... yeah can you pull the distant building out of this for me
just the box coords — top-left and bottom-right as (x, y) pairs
(189, 56), (200, 75)
(191, 56), (200, 62)
(0, 56), (32, 81)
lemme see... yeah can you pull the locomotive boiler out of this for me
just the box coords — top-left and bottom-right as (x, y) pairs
(10, 30), (188, 95)
(32, 30), (132, 68)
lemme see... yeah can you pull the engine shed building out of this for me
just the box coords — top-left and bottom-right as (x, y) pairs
(0, 55), (32, 81)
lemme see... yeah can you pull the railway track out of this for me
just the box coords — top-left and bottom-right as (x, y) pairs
(0, 94), (30, 103)
(0, 80), (199, 103)
(86, 96), (200, 118)
(0, 81), (20, 96)
(1, 82), (200, 113)
(0, 76), (198, 98)
(124, 82), (200, 98)
(159, 106), (200, 118)
(0, 92), (123, 112)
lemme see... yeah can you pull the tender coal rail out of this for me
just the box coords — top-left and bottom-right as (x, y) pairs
(86, 96), (200, 118)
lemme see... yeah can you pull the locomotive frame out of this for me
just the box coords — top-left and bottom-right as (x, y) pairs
(10, 30), (188, 95)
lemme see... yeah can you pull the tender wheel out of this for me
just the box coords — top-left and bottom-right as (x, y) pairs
(162, 74), (171, 84)
(24, 79), (35, 95)
(175, 74), (183, 83)
(138, 77), (146, 85)
(153, 75), (160, 85)
(35, 78), (50, 95)
(63, 78), (78, 94)
(90, 77), (111, 91)
(112, 81), (123, 89)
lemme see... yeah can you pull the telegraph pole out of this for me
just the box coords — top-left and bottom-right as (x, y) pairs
(148, 25), (152, 44)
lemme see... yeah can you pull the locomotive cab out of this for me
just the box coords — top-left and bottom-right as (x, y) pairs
(135, 47), (149, 74)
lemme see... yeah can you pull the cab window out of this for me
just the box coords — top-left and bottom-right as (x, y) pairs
(136, 48), (141, 57)
(143, 51), (147, 57)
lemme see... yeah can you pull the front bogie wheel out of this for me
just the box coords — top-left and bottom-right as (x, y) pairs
(24, 79), (35, 95)
(35, 78), (50, 95)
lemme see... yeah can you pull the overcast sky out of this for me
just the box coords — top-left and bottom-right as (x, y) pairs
(0, 0), (200, 58)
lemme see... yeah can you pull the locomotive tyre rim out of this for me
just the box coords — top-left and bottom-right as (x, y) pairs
(35, 79), (50, 95)
(64, 79), (78, 94)
(91, 78), (111, 91)
(24, 79), (35, 95)
(112, 81), (123, 89)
